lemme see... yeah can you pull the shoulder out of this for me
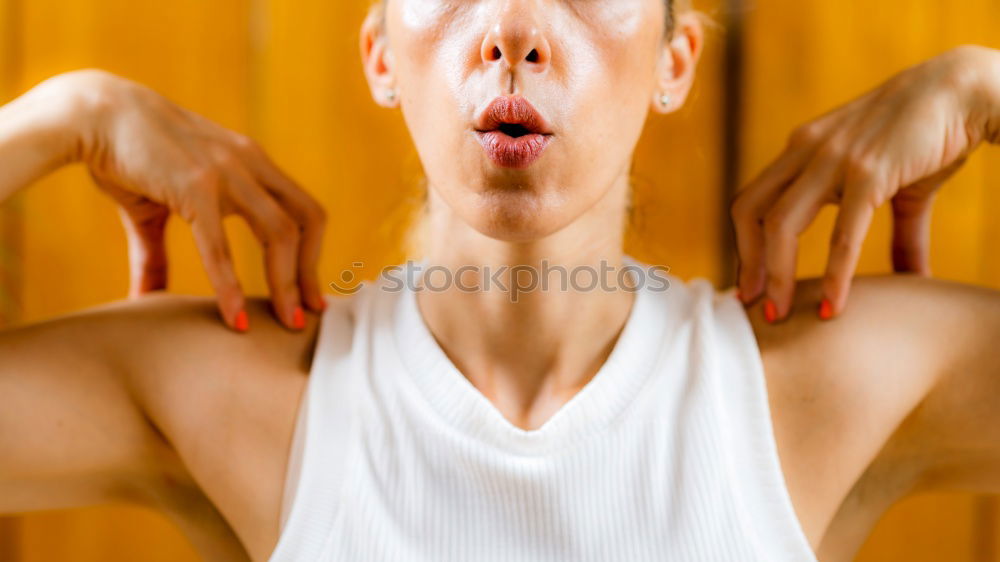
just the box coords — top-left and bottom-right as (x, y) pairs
(31, 292), (322, 390)
(81, 291), (336, 417)
(745, 273), (992, 365)
(745, 273), (996, 428)
(740, 273), (1000, 546)
(62, 291), (351, 558)
(26, 290), (339, 460)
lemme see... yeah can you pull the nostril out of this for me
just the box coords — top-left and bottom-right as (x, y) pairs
(491, 46), (501, 60)
(526, 49), (539, 63)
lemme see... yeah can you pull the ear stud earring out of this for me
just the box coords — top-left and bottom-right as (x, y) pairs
(386, 88), (398, 103)
(659, 93), (672, 108)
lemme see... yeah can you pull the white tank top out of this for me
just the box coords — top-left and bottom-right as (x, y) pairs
(268, 259), (817, 561)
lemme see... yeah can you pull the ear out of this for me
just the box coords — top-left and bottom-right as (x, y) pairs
(650, 12), (704, 115)
(360, 4), (399, 109)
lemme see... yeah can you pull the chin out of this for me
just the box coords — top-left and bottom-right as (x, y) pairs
(467, 188), (577, 242)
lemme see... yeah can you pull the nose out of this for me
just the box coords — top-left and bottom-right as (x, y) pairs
(480, 0), (551, 71)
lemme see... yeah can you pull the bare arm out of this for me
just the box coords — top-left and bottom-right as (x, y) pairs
(733, 45), (1000, 321)
(894, 283), (1000, 493)
(0, 304), (170, 512)
(0, 72), (88, 200)
(747, 274), (1000, 559)
(0, 301), (254, 561)
(0, 69), (325, 330)
(0, 69), (329, 560)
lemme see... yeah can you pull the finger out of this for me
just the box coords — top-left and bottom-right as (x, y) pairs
(888, 157), (963, 276)
(118, 203), (171, 298)
(224, 168), (305, 330)
(890, 191), (934, 275)
(190, 204), (248, 332)
(821, 178), (879, 319)
(731, 142), (816, 304)
(730, 106), (855, 305)
(239, 142), (327, 313)
(89, 172), (172, 298)
(762, 155), (842, 321)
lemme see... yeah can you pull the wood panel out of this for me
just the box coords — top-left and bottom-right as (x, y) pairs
(630, 0), (727, 281)
(17, 0), (256, 318)
(254, 0), (417, 287)
(740, 0), (1000, 560)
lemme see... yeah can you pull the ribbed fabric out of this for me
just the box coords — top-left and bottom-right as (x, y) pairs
(268, 258), (817, 562)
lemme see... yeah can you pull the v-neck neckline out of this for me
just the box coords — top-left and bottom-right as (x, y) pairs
(389, 257), (671, 455)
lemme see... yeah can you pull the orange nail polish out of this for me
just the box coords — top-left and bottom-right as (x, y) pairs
(293, 306), (305, 329)
(763, 298), (778, 324)
(818, 298), (833, 320)
(234, 309), (249, 332)
(735, 288), (744, 302)
(319, 299), (328, 312)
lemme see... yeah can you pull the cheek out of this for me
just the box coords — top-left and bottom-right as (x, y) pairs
(587, 2), (648, 38)
(558, 5), (662, 166)
(391, 1), (482, 136)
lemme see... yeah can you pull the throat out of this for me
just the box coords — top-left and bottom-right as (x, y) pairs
(414, 281), (636, 431)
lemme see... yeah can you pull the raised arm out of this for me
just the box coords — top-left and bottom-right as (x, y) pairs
(733, 45), (1000, 322)
(0, 72), (85, 199)
(0, 73), (172, 511)
(0, 70), (329, 560)
(0, 69), (326, 330)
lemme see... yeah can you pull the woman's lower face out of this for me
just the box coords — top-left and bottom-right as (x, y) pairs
(376, 0), (686, 247)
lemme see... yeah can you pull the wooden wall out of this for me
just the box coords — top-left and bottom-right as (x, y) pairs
(0, 0), (997, 560)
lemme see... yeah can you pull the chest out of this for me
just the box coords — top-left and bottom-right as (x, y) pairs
(271, 348), (817, 562)
(322, 413), (763, 561)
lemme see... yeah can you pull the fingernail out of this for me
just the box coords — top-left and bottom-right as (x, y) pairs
(293, 306), (305, 330)
(234, 309), (249, 332)
(763, 298), (778, 324)
(818, 298), (833, 321)
(319, 299), (328, 312)
(735, 288), (744, 302)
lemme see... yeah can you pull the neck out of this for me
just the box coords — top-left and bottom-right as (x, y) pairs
(415, 175), (636, 430)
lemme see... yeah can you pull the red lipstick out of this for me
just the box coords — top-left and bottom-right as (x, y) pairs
(474, 96), (554, 169)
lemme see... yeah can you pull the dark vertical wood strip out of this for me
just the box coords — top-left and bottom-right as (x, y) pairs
(0, 0), (24, 559)
(973, 495), (997, 562)
(0, 516), (19, 562)
(0, 0), (22, 327)
(719, 0), (744, 287)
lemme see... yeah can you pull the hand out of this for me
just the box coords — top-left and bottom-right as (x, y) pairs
(60, 70), (326, 332)
(731, 45), (1000, 322)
